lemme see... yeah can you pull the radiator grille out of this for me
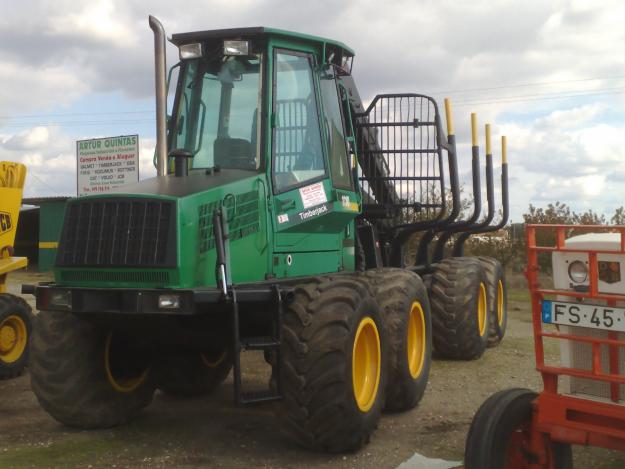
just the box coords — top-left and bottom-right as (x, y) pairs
(60, 270), (170, 284)
(56, 198), (176, 267)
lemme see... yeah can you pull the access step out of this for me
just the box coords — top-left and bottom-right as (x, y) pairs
(240, 336), (280, 351)
(240, 390), (283, 405)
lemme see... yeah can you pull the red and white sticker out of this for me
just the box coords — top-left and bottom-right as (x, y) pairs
(299, 182), (327, 209)
(277, 213), (289, 224)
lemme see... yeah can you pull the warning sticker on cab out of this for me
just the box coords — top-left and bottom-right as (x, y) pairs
(299, 182), (327, 209)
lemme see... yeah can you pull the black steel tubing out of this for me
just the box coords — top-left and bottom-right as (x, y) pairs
(452, 150), (494, 256)
(431, 142), (482, 262)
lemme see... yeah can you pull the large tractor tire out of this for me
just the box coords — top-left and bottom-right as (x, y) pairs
(429, 258), (489, 360)
(30, 310), (155, 428)
(465, 388), (573, 469)
(476, 256), (508, 347)
(0, 294), (33, 379)
(157, 348), (232, 397)
(279, 275), (388, 452)
(365, 268), (432, 412)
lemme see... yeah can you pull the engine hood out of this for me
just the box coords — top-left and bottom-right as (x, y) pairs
(107, 168), (259, 198)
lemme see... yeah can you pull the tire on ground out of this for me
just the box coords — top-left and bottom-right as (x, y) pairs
(465, 388), (573, 469)
(0, 293), (34, 379)
(30, 310), (155, 428)
(365, 268), (432, 412)
(157, 348), (232, 397)
(429, 257), (489, 360)
(278, 275), (388, 452)
(476, 256), (507, 347)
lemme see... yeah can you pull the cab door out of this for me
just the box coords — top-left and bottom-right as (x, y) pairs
(269, 49), (358, 278)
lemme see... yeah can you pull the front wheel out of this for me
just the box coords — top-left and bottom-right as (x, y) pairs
(278, 276), (388, 452)
(465, 388), (573, 469)
(30, 310), (155, 428)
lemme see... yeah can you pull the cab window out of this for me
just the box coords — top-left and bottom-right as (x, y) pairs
(320, 68), (352, 190)
(272, 51), (325, 192)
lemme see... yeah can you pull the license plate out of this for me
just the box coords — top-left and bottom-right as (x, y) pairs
(542, 300), (625, 332)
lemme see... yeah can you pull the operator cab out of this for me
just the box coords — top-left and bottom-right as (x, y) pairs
(168, 27), (355, 192)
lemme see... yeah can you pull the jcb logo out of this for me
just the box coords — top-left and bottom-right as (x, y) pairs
(0, 212), (12, 234)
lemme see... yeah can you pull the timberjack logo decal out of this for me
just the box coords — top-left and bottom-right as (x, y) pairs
(0, 212), (12, 234)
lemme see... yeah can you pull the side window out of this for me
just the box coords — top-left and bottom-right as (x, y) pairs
(320, 69), (352, 190)
(273, 52), (325, 192)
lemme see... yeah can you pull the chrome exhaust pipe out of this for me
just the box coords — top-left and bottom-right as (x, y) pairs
(149, 15), (168, 176)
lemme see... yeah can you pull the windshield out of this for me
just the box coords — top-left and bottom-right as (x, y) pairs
(170, 55), (262, 171)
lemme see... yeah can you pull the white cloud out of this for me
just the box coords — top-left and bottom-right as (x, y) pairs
(0, 0), (624, 222)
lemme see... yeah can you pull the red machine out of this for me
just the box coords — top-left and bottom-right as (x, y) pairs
(465, 224), (625, 468)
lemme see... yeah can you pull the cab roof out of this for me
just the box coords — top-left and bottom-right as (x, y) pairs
(169, 26), (355, 57)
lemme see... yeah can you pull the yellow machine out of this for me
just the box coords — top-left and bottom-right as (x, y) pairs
(0, 161), (33, 379)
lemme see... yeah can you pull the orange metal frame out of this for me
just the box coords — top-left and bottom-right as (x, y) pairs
(526, 224), (625, 454)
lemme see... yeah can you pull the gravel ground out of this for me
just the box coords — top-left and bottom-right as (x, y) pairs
(2, 270), (625, 468)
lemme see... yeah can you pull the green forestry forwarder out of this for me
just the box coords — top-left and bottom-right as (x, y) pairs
(25, 16), (509, 452)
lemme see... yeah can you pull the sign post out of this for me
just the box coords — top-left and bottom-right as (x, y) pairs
(76, 135), (139, 196)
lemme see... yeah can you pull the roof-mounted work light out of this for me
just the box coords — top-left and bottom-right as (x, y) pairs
(179, 43), (203, 60)
(224, 40), (249, 56)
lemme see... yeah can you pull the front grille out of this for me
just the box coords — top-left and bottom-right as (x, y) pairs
(56, 198), (176, 268)
(60, 270), (170, 283)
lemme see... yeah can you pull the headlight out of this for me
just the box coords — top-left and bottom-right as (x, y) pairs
(568, 261), (588, 283)
(179, 43), (203, 60)
(49, 290), (72, 309)
(158, 294), (180, 309)
(223, 40), (249, 56)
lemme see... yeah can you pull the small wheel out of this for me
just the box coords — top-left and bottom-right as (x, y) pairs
(429, 258), (490, 360)
(30, 310), (155, 428)
(278, 275), (388, 452)
(465, 388), (573, 469)
(0, 293), (34, 379)
(365, 268), (432, 412)
(157, 348), (232, 397)
(477, 256), (508, 347)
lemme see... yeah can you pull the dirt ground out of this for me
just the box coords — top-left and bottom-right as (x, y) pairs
(2, 271), (625, 468)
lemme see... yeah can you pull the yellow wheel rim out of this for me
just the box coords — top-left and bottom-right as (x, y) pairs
(407, 302), (426, 379)
(201, 349), (227, 368)
(104, 332), (149, 393)
(0, 315), (28, 364)
(352, 317), (381, 413)
(477, 283), (487, 337)
(497, 280), (504, 326)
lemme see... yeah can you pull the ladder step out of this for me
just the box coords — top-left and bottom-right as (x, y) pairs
(240, 390), (283, 405)
(240, 336), (280, 350)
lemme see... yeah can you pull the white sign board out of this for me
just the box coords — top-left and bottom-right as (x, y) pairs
(77, 135), (139, 196)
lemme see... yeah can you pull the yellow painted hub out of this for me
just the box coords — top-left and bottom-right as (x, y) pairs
(201, 349), (227, 368)
(352, 317), (381, 413)
(477, 283), (487, 336)
(407, 302), (426, 379)
(104, 332), (149, 393)
(497, 280), (504, 326)
(0, 315), (27, 364)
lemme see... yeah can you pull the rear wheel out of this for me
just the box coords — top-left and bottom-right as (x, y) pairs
(279, 276), (388, 452)
(476, 257), (508, 347)
(365, 268), (432, 412)
(0, 294), (33, 379)
(429, 258), (489, 360)
(465, 388), (573, 469)
(157, 348), (232, 397)
(30, 310), (155, 428)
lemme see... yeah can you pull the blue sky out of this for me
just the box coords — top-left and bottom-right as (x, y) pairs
(2, 0), (625, 223)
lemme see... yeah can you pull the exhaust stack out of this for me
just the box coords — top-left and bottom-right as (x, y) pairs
(149, 15), (168, 177)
